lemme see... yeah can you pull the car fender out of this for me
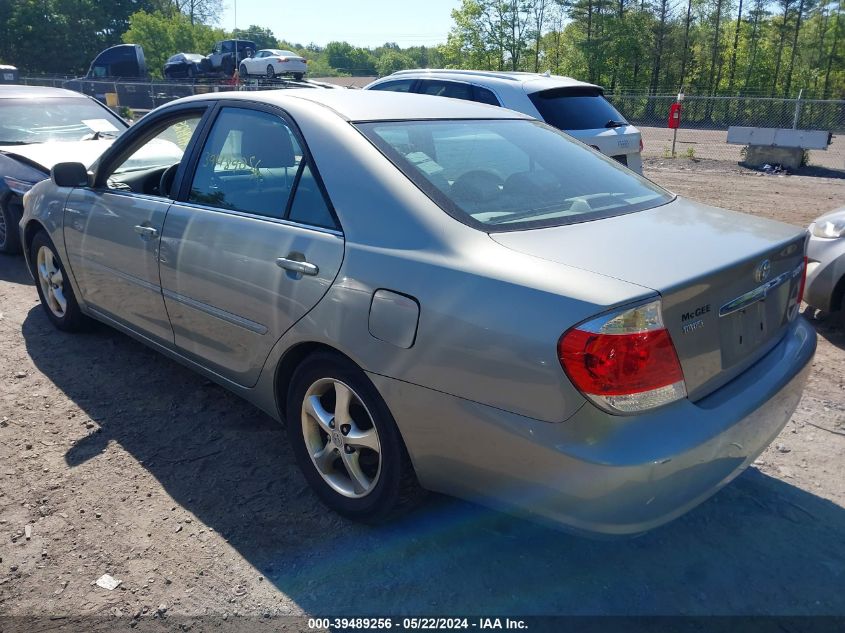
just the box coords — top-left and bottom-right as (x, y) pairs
(20, 180), (82, 303)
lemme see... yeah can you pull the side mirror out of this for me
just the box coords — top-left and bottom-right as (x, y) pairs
(51, 162), (89, 188)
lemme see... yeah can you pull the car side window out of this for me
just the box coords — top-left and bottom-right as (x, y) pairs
(189, 108), (304, 220)
(105, 113), (202, 196)
(368, 79), (415, 93)
(474, 86), (500, 106)
(287, 164), (337, 230)
(417, 80), (473, 101)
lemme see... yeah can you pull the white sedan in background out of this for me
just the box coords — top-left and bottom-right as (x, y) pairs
(239, 49), (307, 80)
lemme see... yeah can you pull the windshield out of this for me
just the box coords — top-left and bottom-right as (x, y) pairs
(358, 119), (672, 232)
(0, 97), (126, 145)
(529, 88), (629, 131)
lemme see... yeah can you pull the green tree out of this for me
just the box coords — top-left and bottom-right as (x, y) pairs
(1, 0), (162, 75)
(325, 41), (376, 75)
(376, 50), (416, 76)
(232, 25), (278, 50)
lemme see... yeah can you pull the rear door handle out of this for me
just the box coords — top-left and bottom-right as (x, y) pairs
(276, 257), (319, 276)
(133, 225), (159, 240)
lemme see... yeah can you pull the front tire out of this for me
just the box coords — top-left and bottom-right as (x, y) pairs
(29, 231), (88, 331)
(287, 352), (421, 522)
(266, 64), (276, 79)
(239, 63), (248, 77)
(0, 198), (22, 254)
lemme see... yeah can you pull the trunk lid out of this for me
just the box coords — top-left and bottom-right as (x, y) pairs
(566, 125), (641, 168)
(490, 197), (807, 399)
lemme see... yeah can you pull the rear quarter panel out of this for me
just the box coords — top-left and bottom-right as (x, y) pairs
(253, 104), (656, 422)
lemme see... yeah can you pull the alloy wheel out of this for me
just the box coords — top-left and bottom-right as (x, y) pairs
(36, 245), (67, 318)
(301, 378), (382, 498)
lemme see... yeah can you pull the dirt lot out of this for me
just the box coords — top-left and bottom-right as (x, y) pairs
(1, 161), (844, 628)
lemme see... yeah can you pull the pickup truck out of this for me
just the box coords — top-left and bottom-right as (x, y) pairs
(207, 39), (257, 76)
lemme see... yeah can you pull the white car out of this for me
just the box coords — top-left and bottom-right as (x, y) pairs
(239, 49), (307, 80)
(367, 70), (643, 174)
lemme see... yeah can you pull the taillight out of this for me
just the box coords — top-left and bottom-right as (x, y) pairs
(639, 138), (644, 152)
(279, 57), (289, 62)
(797, 256), (808, 305)
(558, 299), (686, 414)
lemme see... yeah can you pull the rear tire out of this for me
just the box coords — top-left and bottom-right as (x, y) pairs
(29, 231), (88, 332)
(286, 352), (422, 523)
(293, 72), (304, 81)
(0, 199), (22, 255)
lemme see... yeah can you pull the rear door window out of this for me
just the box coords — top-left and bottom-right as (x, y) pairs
(417, 80), (474, 101)
(529, 88), (628, 131)
(188, 107), (338, 230)
(473, 86), (500, 106)
(189, 108), (302, 219)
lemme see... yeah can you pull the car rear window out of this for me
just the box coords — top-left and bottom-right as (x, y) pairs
(529, 87), (629, 131)
(357, 119), (671, 232)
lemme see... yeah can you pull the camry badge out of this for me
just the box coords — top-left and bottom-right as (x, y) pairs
(754, 259), (771, 283)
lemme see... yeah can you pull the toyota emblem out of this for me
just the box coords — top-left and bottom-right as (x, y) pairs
(754, 259), (771, 283)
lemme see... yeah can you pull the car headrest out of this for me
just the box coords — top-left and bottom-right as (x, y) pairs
(240, 122), (296, 168)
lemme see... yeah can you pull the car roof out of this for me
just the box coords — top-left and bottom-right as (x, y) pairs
(0, 85), (89, 99)
(380, 69), (601, 94)
(174, 88), (534, 122)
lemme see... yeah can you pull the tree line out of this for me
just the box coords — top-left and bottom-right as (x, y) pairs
(441, 0), (843, 99)
(0, 0), (840, 98)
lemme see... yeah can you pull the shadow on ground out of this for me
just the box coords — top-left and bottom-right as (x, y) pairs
(738, 162), (845, 180)
(15, 271), (845, 615)
(0, 253), (33, 285)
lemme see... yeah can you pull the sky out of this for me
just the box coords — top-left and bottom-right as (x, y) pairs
(219, 0), (462, 48)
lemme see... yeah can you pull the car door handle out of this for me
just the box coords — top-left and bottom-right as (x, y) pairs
(133, 225), (159, 240)
(276, 257), (319, 276)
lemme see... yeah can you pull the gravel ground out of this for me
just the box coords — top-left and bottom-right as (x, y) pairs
(1, 161), (844, 629)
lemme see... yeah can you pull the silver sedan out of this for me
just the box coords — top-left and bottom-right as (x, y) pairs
(20, 90), (815, 535)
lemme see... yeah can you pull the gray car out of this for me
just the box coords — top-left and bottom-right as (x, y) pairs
(805, 207), (845, 320)
(20, 90), (816, 535)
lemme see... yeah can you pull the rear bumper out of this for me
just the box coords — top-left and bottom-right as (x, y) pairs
(276, 62), (307, 73)
(372, 317), (815, 535)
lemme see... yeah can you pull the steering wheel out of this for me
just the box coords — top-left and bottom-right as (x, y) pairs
(159, 164), (180, 199)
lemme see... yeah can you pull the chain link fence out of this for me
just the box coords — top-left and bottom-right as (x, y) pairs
(607, 94), (845, 172)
